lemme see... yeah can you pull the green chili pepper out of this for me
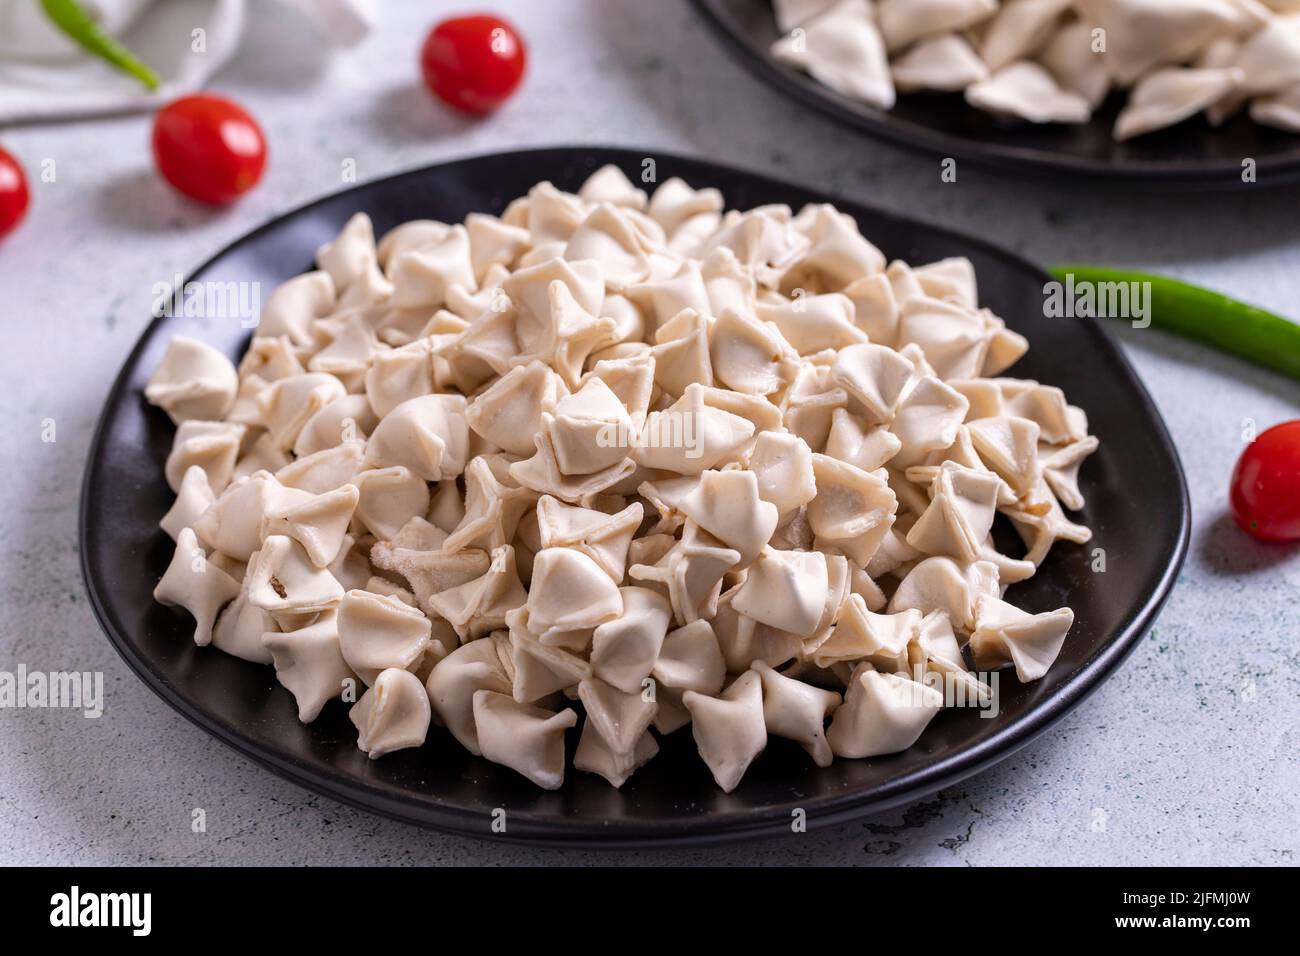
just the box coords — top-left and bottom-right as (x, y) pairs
(1049, 265), (1300, 382)
(41, 0), (160, 91)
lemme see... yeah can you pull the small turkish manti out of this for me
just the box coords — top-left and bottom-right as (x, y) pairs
(145, 164), (1097, 793)
(771, 0), (1300, 139)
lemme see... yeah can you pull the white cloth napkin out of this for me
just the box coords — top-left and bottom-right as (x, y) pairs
(0, 0), (375, 125)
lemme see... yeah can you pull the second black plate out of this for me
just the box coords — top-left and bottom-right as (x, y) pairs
(692, 0), (1300, 189)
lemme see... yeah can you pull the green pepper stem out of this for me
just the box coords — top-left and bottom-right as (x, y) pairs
(40, 0), (161, 91)
(1048, 265), (1300, 382)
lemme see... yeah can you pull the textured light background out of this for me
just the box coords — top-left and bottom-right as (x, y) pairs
(0, 0), (1297, 866)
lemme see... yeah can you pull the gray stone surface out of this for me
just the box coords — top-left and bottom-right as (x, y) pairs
(0, 0), (1296, 866)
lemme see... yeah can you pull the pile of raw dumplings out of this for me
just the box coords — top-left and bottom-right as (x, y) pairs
(771, 0), (1300, 140)
(146, 164), (1096, 793)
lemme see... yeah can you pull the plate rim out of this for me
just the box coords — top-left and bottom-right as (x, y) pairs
(689, 0), (1300, 189)
(78, 145), (1192, 848)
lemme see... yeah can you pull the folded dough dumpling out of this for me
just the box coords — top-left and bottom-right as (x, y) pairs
(1232, 16), (1300, 95)
(578, 164), (649, 210)
(745, 431), (818, 517)
(336, 587), (431, 685)
(730, 547), (829, 637)
(965, 61), (1091, 124)
(350, 667), (431, 758)
(363, 393), (469, 482)
(676, 470), (779, 567)
(306, 313), (384, 390)
(294, 393), (378, 458)
(808, 454), (898, 564)
(563, 203), (653, 287)
(465, 360), (568, 457)
(978, 0), (1073, 72)
(351, 466), (431, 541)
(164, 420), (244, 494)
(1249, 82), (1300, 131)
(509, 625), (591, 702)
(1114, 66), (1244, 139)
(877, 0), (997, 52)
(892, 33), (990, 92)
(647, 176), (724, 242)
(536, 495), (642, 583)
(709, 307), (796, 396)
(442, 454), (537, 553)
(577, 676), (658, 773)
(634, 384), (756, 475)
(753, 661), (841, 767)
(195, 470), (308, 561)
(246, 535), (345, 625)
(905, 463), (1001, 563)
(154, 527), (241, 647)
(573, 716), (659, 788)
(262, 611), (357, 723)
(210, 581), (277, 665)
(652, 619), (728, 698)
(630, 522), (741, 625)
(813, 596), (921, 669)
(969, 596), (1075, 682)
(526, 547), (624, 639)
(317, 212), (378, 294)
(425, 634), (514, 754)
(376, 218), (451, 271)
(1038, 18), (1111, 107)
(897, 295), (991, 380)
(472, 690), (577, 790)
(257, 270), (335, 347)
(509, 422), (636, 504)
(967, 414), (1041, 498)
(257, 372), (348, 451)
(1072, 0), (1254, 86)
(683, 670), (767, 792)
(888, 555), (992, 630)
(427, 544), (527, 641)
(782, 203), (887, 294)
(546, 377), (635, 475)
(889, 376), (971, 469)
(755, 293), (867, 355)
(388, 225), (476, 310)
(831, 342), (915, 425)
(590, 586), (674, 694)
(826, 665), (944, 758)
(772, 0), (896, 109)
(145, 336), (238, 424)
(824, 407), (902, 472)
(160, 465), (216, 541)
(261, 483), (359, 568)
(773, 0), (838, 31)
(362, 339), (433, 421)
(503, 256), (605, 352)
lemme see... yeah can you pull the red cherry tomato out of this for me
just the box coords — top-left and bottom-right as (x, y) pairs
(421, 15), (526, 114)
(0, 146), (29, 239)
(1230, 420), (1300, 542)
(151, 94), (267, 205)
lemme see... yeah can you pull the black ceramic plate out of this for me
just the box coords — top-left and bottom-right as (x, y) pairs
(691, 0), (1300, 189)
(81, 146), (1189, 848)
